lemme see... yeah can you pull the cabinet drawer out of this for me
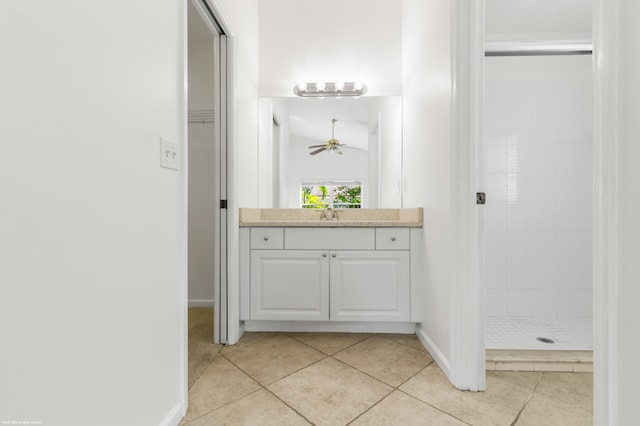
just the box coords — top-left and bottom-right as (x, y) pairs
(376, 228), (410, 250)
(251, 227), (284, 249)
(285, 228), (375, 250)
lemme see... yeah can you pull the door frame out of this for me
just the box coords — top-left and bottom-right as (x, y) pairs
(449, 0), (486, 392)
(453, 0), (614, 420)
(181, 0), (236, 408)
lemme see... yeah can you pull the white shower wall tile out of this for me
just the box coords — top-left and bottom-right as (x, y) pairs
(484, 202), (507, 230)
(485, 230), (508, 260)
(557, 289), (583, 318)
(529, 173), (558, 203)
(532, 289), (557, 318)
(530, 203), (557, 231)
(530, 231), (557, 260)
(486, 289), (508, 317)
(581, 231), (593, 260)
(507, 203), (531, 230)
(582, 260), (593, 289)
(484, 145), (507, 173)
(485, 257), (508, 289)
(556, 203), (584, 231)
(557, 143), (592, 173)
(507, 260), (532, 289)
(556, 261), (583, 289)
(507, 231), (531, 259)
(529, 261), (557, 289)
(507, 289), (533, 317)
(556, 231), (583, 260)
(485, 173), (508, 202)
(556, 173), (592, 203)
(484, 63), (592, 325)
(582, 290), (593, 317)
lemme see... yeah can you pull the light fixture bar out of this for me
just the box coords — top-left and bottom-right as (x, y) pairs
(293, 82), (367, 97)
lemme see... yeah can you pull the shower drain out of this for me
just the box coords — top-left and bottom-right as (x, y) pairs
(537, 337), (556, 344)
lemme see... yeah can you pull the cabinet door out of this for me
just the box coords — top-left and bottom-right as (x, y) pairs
(251, 250), (329, 321)
(330, 251), (410, 322)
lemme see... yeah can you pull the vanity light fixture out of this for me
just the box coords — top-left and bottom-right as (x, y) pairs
(293, 81), (367, 97)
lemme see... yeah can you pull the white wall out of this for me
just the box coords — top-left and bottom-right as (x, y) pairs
(188, 41), (216, 306)
(485, 0), (591, 41)
(0, 1), (186, 424)
(258, 0), (403, 97)
(402, 0), (454, 373)
(483, 55), (593, 320)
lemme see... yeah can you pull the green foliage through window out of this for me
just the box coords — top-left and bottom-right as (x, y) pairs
(300, 182), (362, 209)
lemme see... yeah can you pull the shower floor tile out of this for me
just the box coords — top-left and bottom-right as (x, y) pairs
(485, 317), (592, 350)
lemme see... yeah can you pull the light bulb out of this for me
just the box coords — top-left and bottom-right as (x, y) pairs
(316, 82), (326, 91)
(354, 81), (364, 91)
(335, 82), (344, 91)
(297, 82), (307, 91)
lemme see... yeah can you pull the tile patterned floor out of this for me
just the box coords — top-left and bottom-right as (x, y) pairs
(185, 308), (592, 425)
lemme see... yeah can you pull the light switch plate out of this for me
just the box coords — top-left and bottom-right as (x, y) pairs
(160, 137), (179, 170)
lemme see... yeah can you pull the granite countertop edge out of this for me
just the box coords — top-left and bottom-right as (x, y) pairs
(239, 220), (423, 227)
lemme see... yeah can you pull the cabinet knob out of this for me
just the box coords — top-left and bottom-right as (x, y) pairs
(263, 236), (269, 241)
(391, 236), (396, 241)
(332, 253), (337, 258)
(322, 253), (327, 258)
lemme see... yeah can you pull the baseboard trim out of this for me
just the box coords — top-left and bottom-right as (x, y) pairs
(416, 324), (451, 379)
(159, 400), (185, 426)
(244, 321), (417, 334)
(188, 298), (214, 307)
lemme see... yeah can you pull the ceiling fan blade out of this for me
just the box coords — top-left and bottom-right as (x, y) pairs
(310, 147), (326, 155)
(341, 145), (365, 150)
(308, 144), (326, 148)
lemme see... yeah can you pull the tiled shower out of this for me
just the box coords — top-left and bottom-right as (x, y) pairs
(483, 55), (593, 350)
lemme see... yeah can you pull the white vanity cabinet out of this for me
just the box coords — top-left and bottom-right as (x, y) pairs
(329, 250), (410, 322)
(251, 250), (329, 321)
(241, 227), (417, 326)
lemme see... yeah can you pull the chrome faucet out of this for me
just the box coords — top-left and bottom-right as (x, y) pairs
(320, 208), (339, 220)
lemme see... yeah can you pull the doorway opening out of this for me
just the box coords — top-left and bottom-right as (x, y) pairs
(187, 0), (229, 372)
(482, 50), (594, 368)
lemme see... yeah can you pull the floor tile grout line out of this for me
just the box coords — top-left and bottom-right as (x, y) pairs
(510, 392), (534, 426)
(284, 332), (373, 356)
(262, 385), (316, 425)
(181, 387), (264, 425)
(218, 331), (284, 355)
(509, 373), (544, 426)
(394, 386), (472, 425)
(391, 362), (475, 425)
(345, 387), (396, 425)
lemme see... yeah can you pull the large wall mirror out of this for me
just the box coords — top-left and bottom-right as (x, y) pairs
(258, 96), (403, 209)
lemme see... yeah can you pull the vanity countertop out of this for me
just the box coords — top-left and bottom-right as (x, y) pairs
(239, 208), (423, 227)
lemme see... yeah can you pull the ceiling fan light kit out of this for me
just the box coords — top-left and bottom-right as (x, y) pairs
(309, 118), (360, 156)
(294, 82), (367, 97)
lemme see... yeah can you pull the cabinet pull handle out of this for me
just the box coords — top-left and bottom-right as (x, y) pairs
(322, 253), (327, 258)
(263, 236), (269, 241)
(332, 253), (337, 258)
(391, 236), (396, 241)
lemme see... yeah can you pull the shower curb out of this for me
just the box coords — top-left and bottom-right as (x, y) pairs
(485, 349), (593, 372)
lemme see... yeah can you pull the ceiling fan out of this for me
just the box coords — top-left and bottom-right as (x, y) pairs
(308, 118), (358, 155)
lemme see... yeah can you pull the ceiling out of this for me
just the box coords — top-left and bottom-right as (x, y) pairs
(286, 98), (370, 150)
